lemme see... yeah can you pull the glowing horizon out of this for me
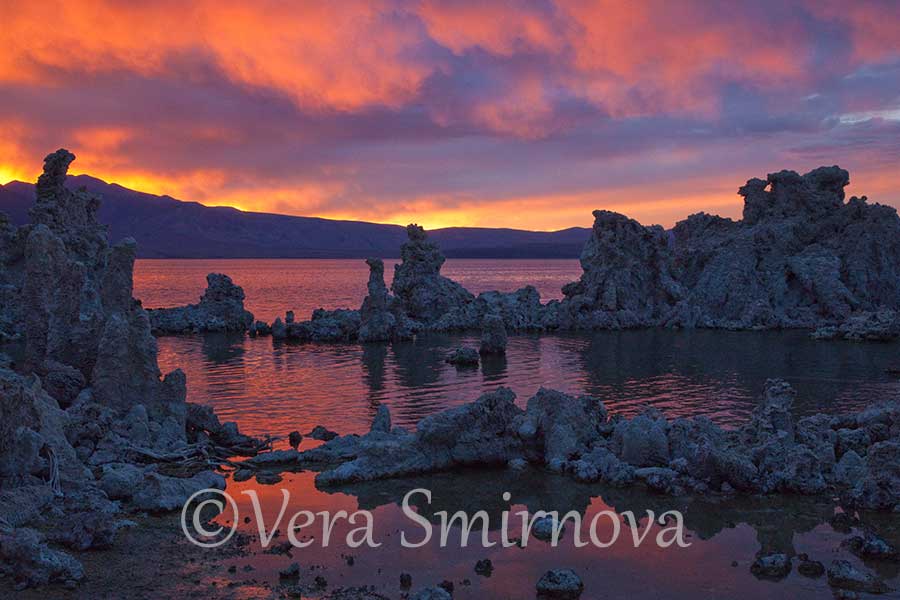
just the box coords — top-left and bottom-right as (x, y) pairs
(1, 1), (898, 231)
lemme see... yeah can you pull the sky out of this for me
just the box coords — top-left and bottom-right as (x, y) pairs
(0, 0), (898, 230)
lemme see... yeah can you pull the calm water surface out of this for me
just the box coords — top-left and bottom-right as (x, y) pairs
(135, 259), (900, 437)
(134, 259), (900, 599)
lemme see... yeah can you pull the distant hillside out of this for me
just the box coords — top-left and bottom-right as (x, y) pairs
(0, 176), (589, 258)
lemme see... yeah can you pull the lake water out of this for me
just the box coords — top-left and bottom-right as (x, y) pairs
(135, 259), (900, 437)
(132, 259), (900, 599)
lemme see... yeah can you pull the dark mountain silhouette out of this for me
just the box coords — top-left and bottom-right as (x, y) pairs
(0, 175), (589, 258)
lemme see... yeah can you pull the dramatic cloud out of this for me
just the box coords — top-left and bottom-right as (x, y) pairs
(0, 0), (898, 229)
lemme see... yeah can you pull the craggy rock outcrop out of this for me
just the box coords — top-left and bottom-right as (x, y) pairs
(560, 167), (900, 330)
(811, 309), (900, 341)
(479, 313), (508, 355)
(0, 150), (261, 589)
(358, 258), (415, 342)
(0, 150), (187, 425)
(433, 285), (553, 331)
(535, 568), (584, 599)
(315, 387), (525, 485)
(148, 273), (253, 334)
(269, 165), (899, 341)
(249, 319), (271, 336)
(0, 213), (26, 342)
(239, 379), (900, 512)
(827, 559), (890, 594)
(391, 224), (474, 324)
(282, 308), (361, 342)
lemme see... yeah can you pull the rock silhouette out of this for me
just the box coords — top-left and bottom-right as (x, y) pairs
(0, 150), (261, 588)
(148, 273), (253, 334)
(244, 165), (900, 343)
(245, 379), (899, 515)
(559, 167), (900, 330)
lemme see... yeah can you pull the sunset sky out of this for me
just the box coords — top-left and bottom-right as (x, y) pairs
(1, 0), (898, 230)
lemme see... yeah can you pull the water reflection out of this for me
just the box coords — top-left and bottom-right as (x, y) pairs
(210, 468), (900, 599)
(156, 330), (900, 439)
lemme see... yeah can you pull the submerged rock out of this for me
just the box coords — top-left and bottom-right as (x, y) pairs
(474, 558), (493, 577)
(797, 557), (826, 578)
(531, 515), (565, 542)
(410, 587), (452, 600)
(843, 532), (899, 561)
(148, 273), (253, 334)
(535, 568), (584, 599)
(445, 346), (479, 366)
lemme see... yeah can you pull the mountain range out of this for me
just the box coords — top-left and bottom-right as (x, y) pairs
(0, 176), (590, 259)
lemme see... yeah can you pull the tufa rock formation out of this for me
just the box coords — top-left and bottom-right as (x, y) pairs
(148, 273), (253, 334)
(391, 224), (474, 323)
(560, 167), (900, 330)
(479, 313), (508, 354)
(0, 150), (261, 589)
(0, 149), (186, 423)
(244, 379), (900, 514)
(273, 166), (898, 345)
(358, 258), (415, 342)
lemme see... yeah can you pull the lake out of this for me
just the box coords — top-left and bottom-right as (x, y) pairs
(133, 258), (900, 599)
(135, 259), (900, 437)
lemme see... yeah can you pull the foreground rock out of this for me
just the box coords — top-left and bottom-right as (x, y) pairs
(0, 150), (262, 589)
(750, 553), (791, 580)
(148, 273), (253, 334)
(0, 528), (85, 589)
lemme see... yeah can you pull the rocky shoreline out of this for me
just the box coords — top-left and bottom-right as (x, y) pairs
(140, 165), (900, 344)
(238, 379), (899, 512)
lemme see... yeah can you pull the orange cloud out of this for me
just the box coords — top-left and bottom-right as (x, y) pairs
(0, 1), (898, 230)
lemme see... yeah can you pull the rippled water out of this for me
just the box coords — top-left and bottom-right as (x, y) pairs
(130, 259), (900, 599)
(135, 259), (900, 437)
